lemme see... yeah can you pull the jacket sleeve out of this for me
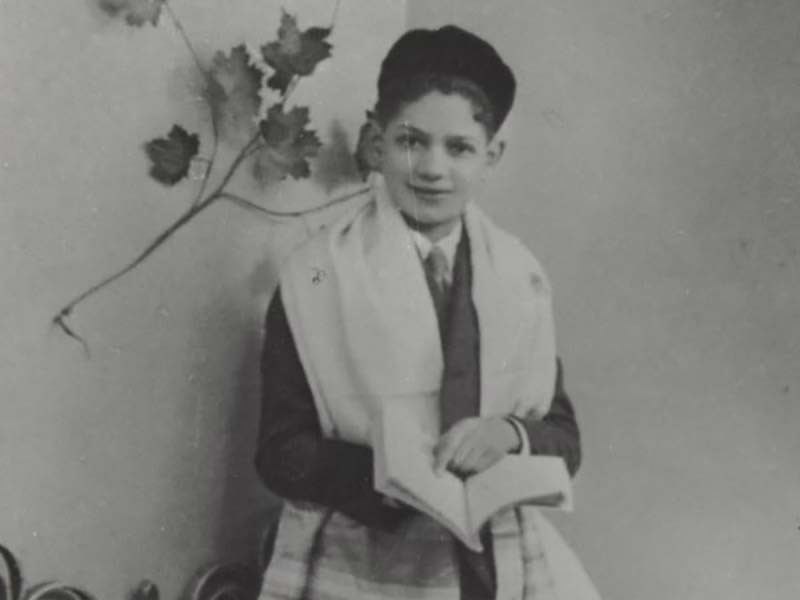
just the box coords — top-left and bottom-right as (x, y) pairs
(254, 287), (411, 529)
(508, 357), (583, 477)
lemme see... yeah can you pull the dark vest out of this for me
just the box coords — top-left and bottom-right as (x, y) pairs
(430, 229), (496, 599)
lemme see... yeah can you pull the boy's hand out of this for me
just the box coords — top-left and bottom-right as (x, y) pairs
(433, 416), (520, 477)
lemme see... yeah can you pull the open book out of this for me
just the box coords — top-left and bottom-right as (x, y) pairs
(372, 405), (573, 552)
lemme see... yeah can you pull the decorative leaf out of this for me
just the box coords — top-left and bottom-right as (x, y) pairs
(206, 45), (265, 146)
(260, 11), (332, 93)
(97, 0), (164, 27)
(144, 125), (200, 186)
(23, 582), (94, 600)
(129, 580), (159, 600)
(253, 105), (321, 183)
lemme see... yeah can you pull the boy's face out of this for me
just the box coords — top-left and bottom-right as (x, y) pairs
(377, 91), (504, 238)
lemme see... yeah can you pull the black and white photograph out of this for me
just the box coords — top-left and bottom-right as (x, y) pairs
(1, 1), (798, 599)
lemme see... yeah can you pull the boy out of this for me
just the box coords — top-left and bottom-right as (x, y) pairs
(256, 25), (598, 600)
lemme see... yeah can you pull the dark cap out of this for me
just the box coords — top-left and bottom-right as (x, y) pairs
(378, 25), (516, 128)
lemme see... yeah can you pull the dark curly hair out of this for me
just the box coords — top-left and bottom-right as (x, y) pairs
(373, 73), (499, 138)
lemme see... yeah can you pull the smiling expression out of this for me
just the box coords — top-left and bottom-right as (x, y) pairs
(377, 91), (504, 241)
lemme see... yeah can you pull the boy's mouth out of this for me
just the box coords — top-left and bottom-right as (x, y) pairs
(407, 184), (452, 197)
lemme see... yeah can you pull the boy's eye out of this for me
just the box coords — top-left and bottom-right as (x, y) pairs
(447, 141), (475, 156)
(397, 134), (424, 149)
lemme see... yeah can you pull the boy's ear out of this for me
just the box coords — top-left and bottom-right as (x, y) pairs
(486, 138), (506, 167)
(354, 113), (384, 178)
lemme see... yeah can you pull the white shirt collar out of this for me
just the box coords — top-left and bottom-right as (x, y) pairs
(407, 220), (463, 279)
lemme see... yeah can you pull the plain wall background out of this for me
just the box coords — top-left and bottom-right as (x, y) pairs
(409, 1), (800, 598)
(2, 1), (799, 599)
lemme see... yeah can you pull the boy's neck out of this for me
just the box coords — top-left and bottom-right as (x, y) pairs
(400, 212), (462, 244)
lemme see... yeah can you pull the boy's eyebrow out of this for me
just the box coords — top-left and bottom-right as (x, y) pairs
(397, 123), (480, 142)
(397, 123), (429, 136)
(444, 133), (480, 143)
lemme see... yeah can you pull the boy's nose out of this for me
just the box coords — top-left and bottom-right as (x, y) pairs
(414, 147), (447, 181)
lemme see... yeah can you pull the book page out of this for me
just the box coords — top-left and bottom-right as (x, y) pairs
(465, 455), (572, 531)
(373, 405), (470, 540)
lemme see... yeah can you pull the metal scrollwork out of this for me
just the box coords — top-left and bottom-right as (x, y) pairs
(0, 544), (95, 600)
(0, 543), (266, 600)
(186, 563), (261, 600)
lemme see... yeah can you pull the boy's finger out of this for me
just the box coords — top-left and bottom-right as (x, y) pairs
(455, 442), (485, 474)
(434, 436), (457, 474)
(434, 427), (467, 474)
(448, 431), (483, 472)
(433, 419), (480, 473)
(474, 449), (498, 473)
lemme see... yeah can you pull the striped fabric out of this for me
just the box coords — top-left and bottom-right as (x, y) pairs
(259, 503), (563, 600)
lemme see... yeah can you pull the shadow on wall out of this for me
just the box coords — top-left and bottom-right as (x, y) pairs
(211, 116), (367, 567)
(215, 307), (280, 567)
(314, 120), (364, 193)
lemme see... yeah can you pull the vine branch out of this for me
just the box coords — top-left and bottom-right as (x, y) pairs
(162, 1), (205, 78)
(220, 185), (368, 220)
(53, 2), (351, 354)
(52, 127), (261, 342)
(162, 1), (220, 207)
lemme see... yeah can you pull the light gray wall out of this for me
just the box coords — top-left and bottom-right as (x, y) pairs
(0, 1), (404, 597)
(409, 1), (800, 599)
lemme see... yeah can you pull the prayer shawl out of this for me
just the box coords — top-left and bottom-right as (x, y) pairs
(259, 179), (600, 600)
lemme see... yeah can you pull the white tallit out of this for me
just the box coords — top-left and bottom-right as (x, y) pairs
(280, 178), (556, 442)
(259, 179), (600, 600)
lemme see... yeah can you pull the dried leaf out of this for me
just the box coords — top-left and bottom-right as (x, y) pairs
(144, 125), (200, 186)
(206, 45), (265, 146)
(253, 105), (321, 183)
(261, 11), (332, 93)
(97, 0), (164, 27)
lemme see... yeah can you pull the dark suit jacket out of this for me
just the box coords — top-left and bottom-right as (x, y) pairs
(254, 289), (582, 529)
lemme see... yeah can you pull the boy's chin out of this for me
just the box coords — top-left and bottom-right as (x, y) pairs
(399, 207), (462, 232)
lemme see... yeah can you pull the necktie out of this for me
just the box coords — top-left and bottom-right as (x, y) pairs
(424, 246), (450, 337)
(428, 238), (497, 598)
